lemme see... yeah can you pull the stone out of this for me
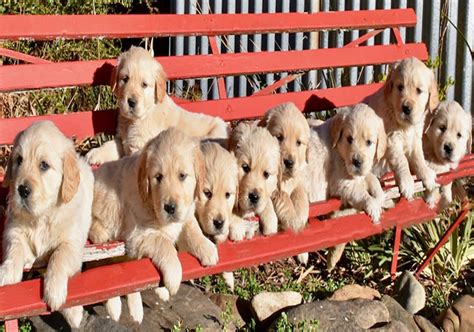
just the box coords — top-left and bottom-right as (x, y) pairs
(371, 320), (410, 332)
(329, 284), (381, 301)
(209, 293), (253, 328)
(269, 298), (390, 331)
(440, 295), (474, 332)
(382, 295), (420, 332)
(414, 315), (440, 332)
(251, 291), (302, 322)
(393, 271), (426, 314)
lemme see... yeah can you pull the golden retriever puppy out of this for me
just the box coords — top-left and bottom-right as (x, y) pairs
(307, 104), (387, 223)
(86, 46), (228, 164)
(0, 121), (93, 328)
(89, 127), (218, 322)
(365, 57), (439, 199)
(259, 102), (310, 233)
(423, 101), (472, 208)
(229, 123), (280, 235)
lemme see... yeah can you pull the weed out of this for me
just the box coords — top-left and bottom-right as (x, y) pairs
(274, 312), (319, 332)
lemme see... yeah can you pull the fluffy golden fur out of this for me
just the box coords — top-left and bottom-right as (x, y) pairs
(365, 57), (439, 199)
(86, 46), (228, 164)
(307, 104), (387, 223)
(89, 127), (218, 322)
(0, 121), (93, 328)
(229, 122), (280, 235)
(423, 101), (472, 208)
(259, 102), (310, 232)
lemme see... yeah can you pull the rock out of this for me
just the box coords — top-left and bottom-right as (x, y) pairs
(209, 293), (253, 328)
(29, 284), (223, 331)
(329, 284), (381, 301)
(371, 320), (410, 332)
(440, 295), (474, 332)
(393, 271), (426, 314)
(414, 315), (440, 332)
(251, 291), (302, 322)
(382, 295), (420, 332)
(269, 298), (390, 331)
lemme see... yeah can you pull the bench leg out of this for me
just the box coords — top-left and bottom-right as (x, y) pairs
(390, 225), (402, 280)
(415, 203), (470, 278)
(5, 319), (19, 332)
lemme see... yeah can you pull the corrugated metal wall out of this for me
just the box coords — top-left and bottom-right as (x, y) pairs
(170, 0), (473, 114)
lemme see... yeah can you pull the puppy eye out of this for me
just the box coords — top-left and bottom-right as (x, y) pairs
(203, 189), (212, 199)
(397, 84), (404, 92)
(457, 132), (462, 139)
(416, 87), (422, 95)
(156, 174), (163, 183)
(366, 140), (372, 146)
(40, 161), (49, 172)
(179, 173), (187, 181)
(276, 135), (284, 142)
(347, 136), (353, 144)
(439, 125), (447, 133)
(142, 82), (148, 88)
(122, 75), (129, 83)
(296, 139), (302, 147)
(225, 192), (231, 199)
(242, 164), (250, 173)
(263, 171), (270, 179)
(16, 155), (23, 166)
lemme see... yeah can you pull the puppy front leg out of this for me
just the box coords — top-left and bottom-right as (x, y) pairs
(387, 140), (415, 200)
(439, 182), (453, 209)
(410, 140), (437, 192)
(259, 199), (278, 236)
(178, 217), (218, 266)
(85, 137), (123, 164)
(272, 186), (308, 232)
(229, 214), (258, 241)
(339, 180), (383, 224)
(44, 243), (83, 311)
(0, 232), (27, 286)
(366, 173), (385, 205)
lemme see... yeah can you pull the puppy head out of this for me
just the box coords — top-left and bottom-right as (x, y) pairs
(4, 121), (80, 218)
(137, 127), (204, 226)
(110, 46), (167, 120)
(425, 101), (472, 165)
(195, 142), (238, 241)
(331, 104), (387, 177)
(259, 102), (310, 179)
(229, 123), (280, 214)
(384, 57), (439, 127)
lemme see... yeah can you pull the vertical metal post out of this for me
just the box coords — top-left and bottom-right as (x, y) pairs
(444, 0), (458, 101)
(349, 0), (361, 86)
(238, 0), (249, 97)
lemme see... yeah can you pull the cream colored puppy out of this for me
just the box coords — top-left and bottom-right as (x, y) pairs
(86, 46), (228, 164)
(259, 102), (310, 233)
(365, 57), (439, 199)
(0, 121), (93, 328)
(89, 127), (218, 322)
(229, 123), (280, 236)
(307, 104), (387, 223)
(423, 101), (472, 208)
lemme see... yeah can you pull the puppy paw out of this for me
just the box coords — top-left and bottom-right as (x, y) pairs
(62, 306), (83, 329)
(422, 168), (438, 192)
(43, 273), (68, 311)
(399, 176), (415, 200)
(245, 221), (259, 239)
(161, 259), (182, 296)
(197, 239), (219, 267)
(222, 272), (235, 292)
(366, 198), (383, 224)
(296, 252), (309, 265)
(85, 148), (104, 165)
(155, 287), (170, 302)
(0, 263), (22, 286)
(105, 297), (122, 321)
(127, 292), (144, 324)
(260, 209), (278, 236)
(425, 190), (440, 210)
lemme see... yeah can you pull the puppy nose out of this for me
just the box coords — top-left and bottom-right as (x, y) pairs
(127, 98), (136, 108)
(444, 143), (453, 155)
(18, 184), (31, 199)
(248, 192), (260, 204)
(402, 105), (411, 115)
(284, 158), (294, 169)
(164, 202), (176, 216)
(213, 218), (224, 230)
(352, 158), (362, 168)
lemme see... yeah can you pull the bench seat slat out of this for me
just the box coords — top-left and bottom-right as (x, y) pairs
(0, 197), (436, 320)
(0, 44), (427, 92)
(0, 10), (417, 40)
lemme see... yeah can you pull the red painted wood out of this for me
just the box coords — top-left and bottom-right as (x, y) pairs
(345, 29), (383, 48)
(391, 225), (402, 279)
(0, 48), (52, 64)
(0, 10), (417, 41)
(208, 36), (227, 100)
(253, 74), (300, 96)
(0, 197), (436, 320)
(4, 319), (19, 332)
(0, 44), (428, 92)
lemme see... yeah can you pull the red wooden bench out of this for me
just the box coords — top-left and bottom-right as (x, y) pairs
(0, 9), (473, 331)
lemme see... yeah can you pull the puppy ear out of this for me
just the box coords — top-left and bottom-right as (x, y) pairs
(154, 63), (167, 104)
(330, 112), (345, 148)
(61, 149), (80, 203)
(375, 118), (387, 162)
(467, 130), (472, 154)
(383, 61), (399, 100)
(258, 105), (281, 128)
(427, 71), (440, 113)
(3, 149), (15, 188)
(228, 122), (252, 151)
(137, 149), (150, 204)
(109, 65), (118, 93)
(193, 142), (206, 198)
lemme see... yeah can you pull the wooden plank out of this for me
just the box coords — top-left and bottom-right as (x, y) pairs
(0, 197), (436, 320)
(0, 44), (428, 92)
(0, 10), (417, 41)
